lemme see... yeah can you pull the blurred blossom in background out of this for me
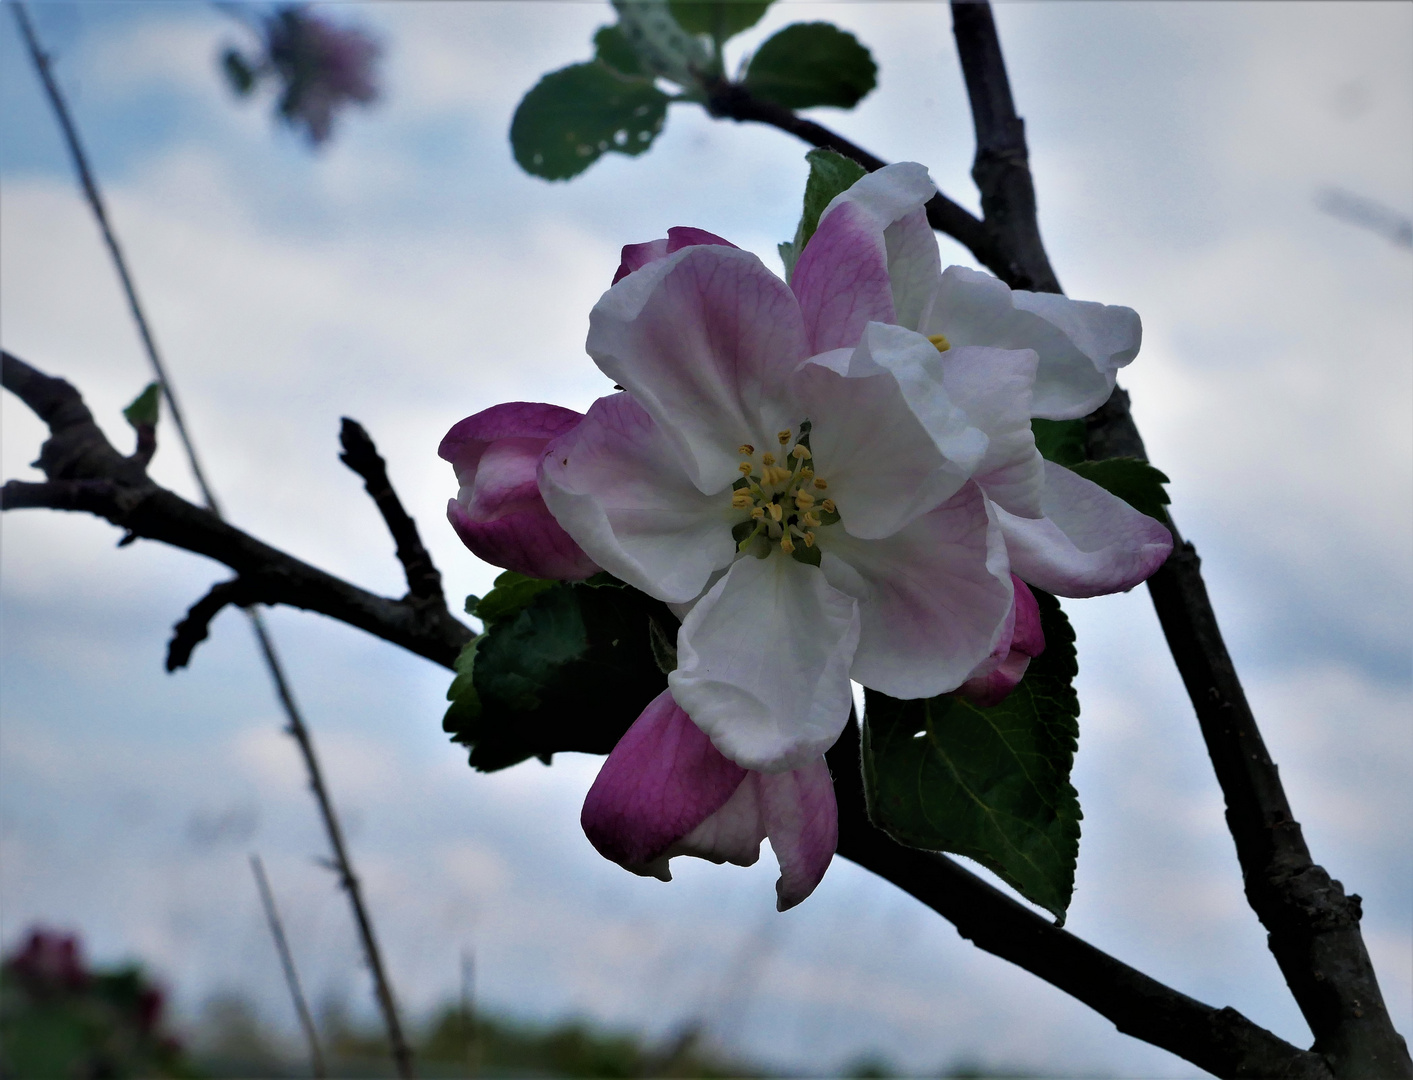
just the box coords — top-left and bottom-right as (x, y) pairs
(1, 3), (1409, 1077)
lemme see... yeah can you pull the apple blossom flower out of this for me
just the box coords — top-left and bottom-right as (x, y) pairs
(439, 402), (600, 581)
(958, 574), (1046, 707)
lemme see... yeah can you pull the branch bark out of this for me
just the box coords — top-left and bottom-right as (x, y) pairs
(946, 4), (1409, 1075)
(1, 350), (473, 670)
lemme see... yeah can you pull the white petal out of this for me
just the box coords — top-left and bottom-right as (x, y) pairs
(998, 460), (1174, 597)
(822, 481), (1013, 698)
(927, 266), (1139, 421)
(795, 323), (982, 540)
(587, 245), (807, 492)
(937, 345), (1046, 518)
(668, 774), (767, 868)
(670, 556), (860, 773)
(538, 392), (733, 603)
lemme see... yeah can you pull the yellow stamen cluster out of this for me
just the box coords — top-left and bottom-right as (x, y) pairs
(729, 426), (838, 557)
(928, 333), (952, 353)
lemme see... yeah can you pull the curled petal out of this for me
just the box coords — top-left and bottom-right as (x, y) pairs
(439, 403), (599, 579)
(999, 461), (1173, 597)
(581, 690), (747, 876)
(958, 576), (1045, 707)
(612, 227), (736, 285)
(588, 245), (808, 492)
(927, 267), (1140, 421)
(670, 555), (860, 773)
(758, 758), (838, 911)
(822, 481), (1013, 699)
(538, 392), (732, 604)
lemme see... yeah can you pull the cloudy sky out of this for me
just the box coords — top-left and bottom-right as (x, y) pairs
(1, 2), (1409, 1075)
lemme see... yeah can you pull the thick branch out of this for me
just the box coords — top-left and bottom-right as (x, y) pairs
(338, 417), (445, 603)
(945, 6), (1409, 1075)
(2, 350), (472, 671)
(828, 722), (1331, 1080)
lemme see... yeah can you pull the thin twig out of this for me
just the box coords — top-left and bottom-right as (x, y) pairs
(250, 854), (327, 1079)
(827, 721), (1332, 1080)
(946, 3), (1409, 1075)
(339, 418), (445, 603)
(10, 11), (418, 1075)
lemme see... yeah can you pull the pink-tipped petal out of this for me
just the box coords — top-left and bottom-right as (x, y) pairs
(441, 403), (599, 579)
(958, 576), (1045, 707)
(668, 771), (768, 869)
(611, 228), (736, 285)
(582, 690), (748, 876)
(998, 461), (1174, 597)
(759, 758), (838, 911)
(792, 200), (896, 354)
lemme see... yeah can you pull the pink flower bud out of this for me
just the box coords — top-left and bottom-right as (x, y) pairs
(957, 575), (1046, 707)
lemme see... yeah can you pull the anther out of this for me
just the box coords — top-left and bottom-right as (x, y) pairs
(803, 531), (816, 547)
(767, 503), (783, 522)
(802, 512), (821, 527)
(732, 492), (752, 509)
(780, 533), (795, 554)
(789, 444), (811, 460)
(761, 452), (776, 467)
(928, 333), (951, 353)
(794, 490), (816, 509)
(737, 443), (754, 455)
(751, 507), (765, 520)
(763, 465), (792, 486)
(777, 430), (792, 445)
(738, 462), (753, 475)
(813, 477), (828, 490)
(821, 498), (837, 514)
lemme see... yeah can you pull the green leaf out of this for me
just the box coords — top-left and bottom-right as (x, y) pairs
(862, 591), (1082, 921)
(667, 0), (772, 43)
(472, 570), (557, 626)
(1031, 418), (1086, 468)
(594, 24), (648, 77)
(511, 61), (670, 181)
(122, 382), (160, 430)
(444, 579), (673, 772)
(221, 48), (257, 96)
(779, 147), (866, 280)
(1068, 457), (1171, 523)
(743, 22), (877, 110)
(611, 0), (714, 86)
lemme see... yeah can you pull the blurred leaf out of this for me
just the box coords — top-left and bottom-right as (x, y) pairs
(444, 575), (672, 771)
(220, 48), (258, 96)
(668, 0), (773, 42)
(779, 148), (866, 280)
(611, 0), (714, 86)
(1031, 418), (1086, 468)
(511, 62), (670, 181)
(743, 22), (877, 110)
(1068, 457), (1171, 523)
(122, 383), (160, 430)
(593, 24), (647, 77)
(862, 591), (1082, 921)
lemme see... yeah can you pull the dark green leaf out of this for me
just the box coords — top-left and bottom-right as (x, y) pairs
(1068, 457), (1171, 523)
(511, 61), (670, 181)
(743, 22), (877, 110)
(221, 48), (257, 96)
(862, 591), (1082, 921)
(668, 0), (772, 42)
(122, 383), (160, 429)
(472, 570), (556, 626)
(1031, 418), (1086, 468)
(444, 579), (673, 772)
(779, 147), (866, 280)
(593, 24), (647, 78)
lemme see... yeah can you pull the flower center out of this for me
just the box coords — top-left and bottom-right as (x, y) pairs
(728, 421), (839, 566)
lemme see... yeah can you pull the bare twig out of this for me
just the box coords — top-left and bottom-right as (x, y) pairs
(250, 854), (326, 1078)
(947, 4), (1409, 1075)
(339, 418), (445, 603)
(828, 721), (1332, 1080)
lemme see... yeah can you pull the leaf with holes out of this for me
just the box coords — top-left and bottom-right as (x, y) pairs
(861, 590), (1081, 921)
(743, 22), (876, 110)
(444, 574), (673, 771)
(511, 61), (669, 181)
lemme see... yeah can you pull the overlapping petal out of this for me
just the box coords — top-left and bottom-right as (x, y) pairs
(757, 758), (838, 911)
(439, 402), (599, 579)
(612, 226), (735, 284)
(670, 555), (860, 773)
(588, 245), (809, 492)
(820, 481), (1013, 699)
(538, 392), (732, 603)
(958, 575), (1045, 707)
(925, 266), (1140, 421)
(998, 460), (1173, 597)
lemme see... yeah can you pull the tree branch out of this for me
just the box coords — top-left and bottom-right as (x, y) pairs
(1, 350), (473, 671)
(338, 418), (445, 604)
(947, 4), (1409, 1075)
(828, 721), (1331, 1080)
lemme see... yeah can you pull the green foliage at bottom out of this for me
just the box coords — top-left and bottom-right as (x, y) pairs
(862, 591), (1082, 922)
